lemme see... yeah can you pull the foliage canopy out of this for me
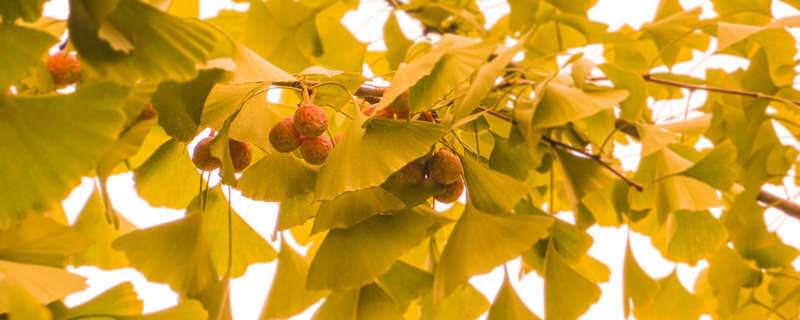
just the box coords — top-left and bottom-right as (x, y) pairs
(2, 0), (800, 319)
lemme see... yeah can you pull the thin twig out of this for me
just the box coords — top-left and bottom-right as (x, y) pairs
(541, 136), (644, 191)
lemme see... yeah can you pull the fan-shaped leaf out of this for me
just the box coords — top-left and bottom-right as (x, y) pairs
(134, 139), (200, 209)
(0, 24), (56, 88)
(633, 272), (703, 320)
(6, 285), (51, 320)
(312, 187), (406, 234)
(0, 214), (91, 267)
(488, 274), (541, 320)
(261, 241), (325, 319)
(544, 241), (601, 320)
(434, 205), (553, 300)
(64, 282), (143, 318)
(461, 155), (529, 214)
(307, 209), (438, 291)
(71, 189), (136, 269)
(315, 116), (448, 200)
(0, 260), (87, 313)
(0, 83), (129, 227)
(623, 241), (658, 318)
(239, 153), (317, 202)
(532, 83), (627, 128)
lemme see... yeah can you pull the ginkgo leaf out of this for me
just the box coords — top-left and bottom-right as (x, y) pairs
(636, 123), (677, 157)
(555, 147), (615, 206)
(189, 188), (277, 278)
(239, 153), (317, 202)
(375, 35), (481, 111)
(113, 213), (217, 297)
(64, 282), (143, 318)
(312, 187), (406, 234)
(679, 140), (737, 190)
(196, 276), (232, 320)
(434, 205), (553, 300)
(706, 247), (762, 318)
(384, 12), (413, 69)
(461, 155), (529, 214)
(421, 283), (489, 320)
(119, 300), (208, 320)
(544, 241), (601, 320)
(0, 82), (129, 227)
(408, 41), (495, 113)
(633, 272), (703, 320)
(6, 285), (51, 320)
(312, 289), (359, 320)
(222, 43), (296, 84)
(549, 220), (593, 264)
(261, 241), (325, 320)
(0, 0), (45, 22)
(531, 83), (628, 128)
(71, 189), (136, 269)
(0, 24), (56, 88)
(68, 0), (217, 84)
(277, 193), (319, 231)
(642, 148), (721, 222)
(314, 3), (366, 72)
(151, 69), (224, 142)
(376, 261), (433, 311)
(307, 209), (438, 291)
(0, 260), (87, 313)
(315, 116), (448, 200)
(356, 283), (405, 320)
(661, 210), (727, 265)
(0, 214), (92, 267)
(716, 16), (800, 52)
(488, 274), (541, 320)
(725, 191), (800, 268)
(623, 241), (658, 318)
(134, 139), (201, 209)
(242, 0), (317, 73)
(598, 64), (646, 121)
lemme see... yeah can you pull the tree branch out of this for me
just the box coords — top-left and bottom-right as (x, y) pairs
(540, 136), (644, 191)
(271, 79), (800, 220)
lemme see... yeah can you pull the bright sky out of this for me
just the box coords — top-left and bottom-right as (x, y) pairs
(42, 0), (800, 319)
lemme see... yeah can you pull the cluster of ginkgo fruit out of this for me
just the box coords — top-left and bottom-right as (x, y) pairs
(268, 98), (335, 165)
(398, 148), (465, 204)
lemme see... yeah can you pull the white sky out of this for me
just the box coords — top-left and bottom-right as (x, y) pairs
(41, 0), (800, 319)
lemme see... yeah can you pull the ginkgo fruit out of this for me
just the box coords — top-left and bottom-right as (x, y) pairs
(229, 139), (252, 172)
(300, 135), (333, 165)
(192, 136), (220, 171)
(136, 104), (157, 121)
(395, 161), (426, 184)
(47, 51), (81, 86)
(435, 178), (464, 203)
(293, 104), (328, 137)
(427, 148), (463, 184)
(269, 117), (302, 152)
(362, 104), (377, 116)
(389, 90), (409, 113)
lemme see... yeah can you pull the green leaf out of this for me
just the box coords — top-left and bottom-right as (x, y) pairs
(6, 285), (51, 320)
(0, 24), (56, 88)
(307, 209), (438, 291)
(314, 3), (366, 72)
(544, 241), (600, 320)
(134, 139), (201, 209)
(218, 42), (296, 84)
(662, 210), (727, 265)
(151, 69), (224, 142)
(261, 241), (326, 319)
(0, 0), (45, 22)
(636, 123), (677, 157)
(0, 260), (87, 313)
(488, 274), (541, 320)
(315, 116), (448, 200)
(0, 82), (129, 227)
(461, 155), (529, 214)
(532, 83), (628, 128)
(239, 153), (317, 202)
(622, 240), (658, 318)
(312, 288), (360, 320)
(113, 213), (217, 297)
(679, 140), (737, 190)
(68, 0), (217, 83)
(554, 147), (615, 206)
(375, 35), (480, 112)
(376, 261), (433, 311)
(312, 187), (406, 234)
(0, 214), (91, 267)
(64, 282), (143, 318)
(725, 191), (800, 268)
(434, 204), (553, 300)
(633, 272), (703, 320)
(242, 0), (317, 73)
(408, 41), (495, 113)
(193, 188), (277, 278)
(597, 64), (646, 121)
(277, 193), (319, 231)
(384, 12), (413, 69)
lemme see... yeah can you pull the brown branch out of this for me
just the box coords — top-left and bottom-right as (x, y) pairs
(541, 136), (644, 191)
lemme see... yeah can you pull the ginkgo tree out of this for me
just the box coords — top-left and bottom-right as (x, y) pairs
(2, 0), (800, 319)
